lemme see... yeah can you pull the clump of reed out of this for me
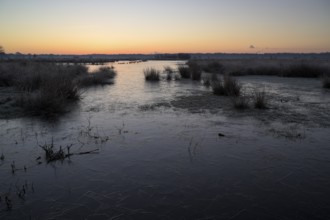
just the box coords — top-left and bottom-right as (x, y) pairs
(202, 61), (225, 74)
(178, 65), (191, 79)
(212, 75), (241, 96)
(78, 66), (116, 86)
(253, 90), (268, 109)
(188, 61), (202, 81)
(40, 141), (67, 163)
(40, 138), (99, 163)
(177, 62), (203, 80)
(203, 73), (220, 87)
(202, 77), (211, 87)
(164, 66), (174, 80)
(322, 76), (330, 89)
(144, 68), (160, 81)
(232, 96), (249, 110)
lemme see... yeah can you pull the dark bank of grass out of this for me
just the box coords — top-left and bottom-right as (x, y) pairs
(229, 63), (328, 78)
(280, 64), (326, 77)
(230, 66), (281, 76)
(0, 62), (116, 117)
(188, 59), (330, 78)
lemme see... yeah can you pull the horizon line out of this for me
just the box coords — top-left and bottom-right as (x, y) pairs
(4, 51), (330, 56)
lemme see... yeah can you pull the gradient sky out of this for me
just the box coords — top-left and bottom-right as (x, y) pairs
(1, 0), (330, 54)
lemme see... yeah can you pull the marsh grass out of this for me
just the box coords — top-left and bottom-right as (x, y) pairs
(40, 138), (99, 163)
(230, 63), (328, 78)
(164, 66), (174, 81)
(281, 64), (325, 77)
(0, 62), (116, 117)
(322, 76), (330, 89)
(178, 65), (191, 79)
(164, 66), (174, 74)
(231, 66), (280, 76)
(232, 96), (249, 110)
(212, 75), (241, 96)
(40, 141), (67, 163)
(253, 90), (268, 109)
(211, 80), (226, 95)
(202, 61), (225, 74)
(224, 75), (241, 96)
(202, 77), (211, 87)
(144, 68), (160, 81)
(15, 71), (81, 116)
(188, 62), (202, 81)
(78, 66), (116, 86)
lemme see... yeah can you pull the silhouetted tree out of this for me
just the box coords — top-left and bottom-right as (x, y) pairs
(0, 45), (5, 54)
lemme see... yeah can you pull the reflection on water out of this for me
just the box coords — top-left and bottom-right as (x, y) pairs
(1, 61), (330, 219)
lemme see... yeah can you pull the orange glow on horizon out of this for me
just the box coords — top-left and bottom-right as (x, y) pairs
(1, 0), (329, 55)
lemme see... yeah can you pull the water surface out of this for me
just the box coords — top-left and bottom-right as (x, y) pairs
(1, 61), (330, 219)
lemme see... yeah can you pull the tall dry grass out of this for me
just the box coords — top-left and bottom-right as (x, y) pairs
(0, 62), (116, 117)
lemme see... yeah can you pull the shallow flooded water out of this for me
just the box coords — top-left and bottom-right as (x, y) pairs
(1, 61), (330, 219)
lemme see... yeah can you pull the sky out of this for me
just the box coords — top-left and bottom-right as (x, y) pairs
(0, 0), (330, 54)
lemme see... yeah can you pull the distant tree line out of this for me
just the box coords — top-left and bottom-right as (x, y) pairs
(154, 53), (191, 60)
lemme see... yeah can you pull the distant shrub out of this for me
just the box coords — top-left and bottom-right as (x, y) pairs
(253, 90), (268, 109)
(144, 68), (160, 81)
(178, 65), (191, 79)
